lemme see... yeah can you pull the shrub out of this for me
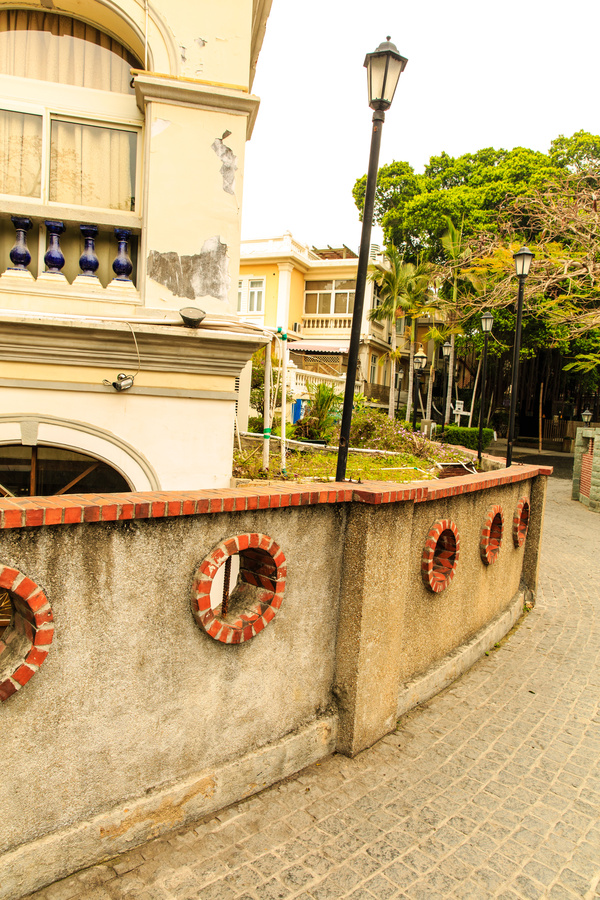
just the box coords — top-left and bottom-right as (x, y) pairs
(247, 416), (264, 433)
(337, 407), (431, 458)
(295, 382), (342, 443)
(442, 426), (494, 450)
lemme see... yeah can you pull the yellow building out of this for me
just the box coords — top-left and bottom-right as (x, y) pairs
(238, 232), (438, 425)
(0, 0), (272, 494)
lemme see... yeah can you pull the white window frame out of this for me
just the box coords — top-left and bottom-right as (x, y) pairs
(0, 54), (143, 227)
(238, 276), (265, 320)
(304, 279), (356, 316)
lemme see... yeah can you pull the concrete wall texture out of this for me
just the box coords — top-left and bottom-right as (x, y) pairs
(0, 464), (549, 900)
(573, 426), (600, 510)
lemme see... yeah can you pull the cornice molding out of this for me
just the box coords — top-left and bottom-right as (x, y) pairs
(134, 73), (260, 138)
(0, 317), (269, 377)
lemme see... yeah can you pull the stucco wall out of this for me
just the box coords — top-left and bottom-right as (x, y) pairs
(0, 464), (549, 899)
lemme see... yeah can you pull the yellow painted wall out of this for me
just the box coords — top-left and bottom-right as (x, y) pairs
(0, 361), (234, 392)
(239, 262), (278, 325)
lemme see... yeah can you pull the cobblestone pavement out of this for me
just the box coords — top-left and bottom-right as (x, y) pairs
(26, 478), (600, 900)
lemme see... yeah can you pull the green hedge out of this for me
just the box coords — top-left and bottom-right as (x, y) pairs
(441, 426), (494, 450)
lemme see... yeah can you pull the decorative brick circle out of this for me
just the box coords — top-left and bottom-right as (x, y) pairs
(192, 534), (286, 643)
(421, 520), (460, 593)
(0, 565), (54, 702)
(480, 506), (504, 566)
(513, 498), (530, 548)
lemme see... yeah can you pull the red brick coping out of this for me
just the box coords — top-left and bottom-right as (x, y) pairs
(480, 505), (504, 566)
(0, 566), (53, 702)
(192, 534), (286, 644)
(422, 520), (460, 593)
(0, 465), (552, 530)
(513, 498), (530, 548)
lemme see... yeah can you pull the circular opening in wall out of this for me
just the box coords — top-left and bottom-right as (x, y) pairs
(422, 520), (460, 593)
(192, 534), (286, 644)
(0, 589), (12, 639)
(480, 506), (504, 566)
(0, 567), (53, 702)
(513, 499), (530, 548)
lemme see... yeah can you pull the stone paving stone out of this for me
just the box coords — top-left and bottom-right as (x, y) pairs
(25, 480), (600, 900)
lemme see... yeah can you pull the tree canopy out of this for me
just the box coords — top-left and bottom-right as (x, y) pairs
(352, 131), (600, 264)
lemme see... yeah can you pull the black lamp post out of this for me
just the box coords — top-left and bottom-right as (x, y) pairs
(478, 311), (493, 465)
(411, 348), (427, 431)
(336, 38), (407, 482)
(440, 340), (451, 438)
(506, 246), (534, 467)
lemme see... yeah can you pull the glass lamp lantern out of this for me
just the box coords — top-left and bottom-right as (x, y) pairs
(364, 37), (408, 111)
(481, 311), (494, 333)
(414, 347), (427, 371)
(513, 246), (534, 277)
(582, 408), (593, 424)
(442, 341), (451, 359)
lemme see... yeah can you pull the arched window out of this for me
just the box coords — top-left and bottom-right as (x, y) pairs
(0, 444), (131, 497)
(0, 10), (143, 283)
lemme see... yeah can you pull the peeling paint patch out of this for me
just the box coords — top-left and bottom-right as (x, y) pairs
(151, 118), (171, 138)
(212, 136), (237, 195)
(147, 237), (230, 303)
(179, 44), (187, 63)
(195, 37), (207, 48)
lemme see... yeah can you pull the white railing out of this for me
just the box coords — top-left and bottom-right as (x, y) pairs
(302, 315), (352, 331)
(289, 367), (363, 398)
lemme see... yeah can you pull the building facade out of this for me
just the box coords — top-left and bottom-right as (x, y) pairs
(238, 232), (440, 426)
(0, 0), (272, 494)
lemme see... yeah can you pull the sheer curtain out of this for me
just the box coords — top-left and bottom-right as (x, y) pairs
(0, 109), (42, 197)
(0, 10), (140, 92)
(0, 11), (139, 208)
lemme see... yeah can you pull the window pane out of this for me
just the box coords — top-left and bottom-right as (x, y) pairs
(306, 281), (333, 291)
(0, 109), (42, 197)
(0, 10), (141, 93)
(304, 293), (317, 314)
(50, 120), (137, 211)
(334, 280), (356, 291)
(334, 292), (348, 314)
(348, 292), (355, 313)
(317, 293), (331, 314)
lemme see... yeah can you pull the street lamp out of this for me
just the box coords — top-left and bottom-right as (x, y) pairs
(412, 347), (427, 430)
(335, 38), (408, 482)
(582, 408), (593, 424)
(441, 340), (451, 438)
(506, 246), (534, 467)
(478, 311), (494, 465)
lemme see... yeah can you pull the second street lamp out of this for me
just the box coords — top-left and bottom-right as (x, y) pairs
(412, 347), (427, 431)
(335, 38), (407, 482)
(478, 310), (493, 465)
(506, 246), (534, 468)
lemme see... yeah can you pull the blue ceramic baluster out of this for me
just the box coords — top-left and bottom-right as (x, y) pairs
(79, 225), (99, 277)
(112, 228), (133, 281)
(9, 216), (33, 271)
(44, 221), (66, 274)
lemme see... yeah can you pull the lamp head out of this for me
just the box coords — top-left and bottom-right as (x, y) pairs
(364, 37), (407, 111)
(582, 408), (593, 424)
(442, 341), (451, 359)
(513, 246), (534, 278)
(481, 311), (494, 333)
(413, 347), (427, 371)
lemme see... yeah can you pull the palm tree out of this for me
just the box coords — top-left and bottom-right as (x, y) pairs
(438, 217), (480, 426)
(368, 247), (434, 420)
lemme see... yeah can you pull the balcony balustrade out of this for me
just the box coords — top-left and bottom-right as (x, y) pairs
(0, 213), (138, 292)
(301, 314), (353, 334)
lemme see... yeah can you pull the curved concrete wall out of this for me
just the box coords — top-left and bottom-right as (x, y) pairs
(0, 463), (549, 899)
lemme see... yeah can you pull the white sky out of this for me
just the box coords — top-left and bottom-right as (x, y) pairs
(241, 0), (599, 253)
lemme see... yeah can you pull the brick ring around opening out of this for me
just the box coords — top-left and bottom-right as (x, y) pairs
(513, 498), (530, 548)
(192, 534), (286, 643)
(480, 505), (504, 566)
(421, 520), (460, 593)
(0, 565), (54, 702)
